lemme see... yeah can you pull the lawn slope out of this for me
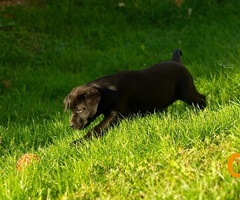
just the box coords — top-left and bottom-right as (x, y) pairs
(0, 0), (240, 199)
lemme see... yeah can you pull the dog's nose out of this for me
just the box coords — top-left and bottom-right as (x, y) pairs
(70, 123), (74, 128)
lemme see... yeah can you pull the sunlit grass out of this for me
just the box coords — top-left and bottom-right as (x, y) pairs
(0, 0), (240, 199)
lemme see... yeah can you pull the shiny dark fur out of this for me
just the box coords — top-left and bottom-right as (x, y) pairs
(64, 49), (206, 145)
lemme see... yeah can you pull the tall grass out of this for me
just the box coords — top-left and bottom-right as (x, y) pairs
(0, 0), (240, 199)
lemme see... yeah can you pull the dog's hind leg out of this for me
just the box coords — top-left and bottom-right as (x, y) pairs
(184, 93), (206, 109)
(180, 87), (207, 109)
(177, 79), (206, 110)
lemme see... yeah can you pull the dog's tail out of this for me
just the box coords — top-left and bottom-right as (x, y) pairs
(172, 48), (182, 63)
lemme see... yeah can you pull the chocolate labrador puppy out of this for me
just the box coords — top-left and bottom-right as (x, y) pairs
(64, 48), (206, 145)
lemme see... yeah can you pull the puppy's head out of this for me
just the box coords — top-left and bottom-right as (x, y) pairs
(64, 86), (101, 130)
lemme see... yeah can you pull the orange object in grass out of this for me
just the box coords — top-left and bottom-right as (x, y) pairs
(16, 153), (40, 171)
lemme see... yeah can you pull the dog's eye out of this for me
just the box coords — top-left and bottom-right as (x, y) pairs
(76, 109), (85, 114)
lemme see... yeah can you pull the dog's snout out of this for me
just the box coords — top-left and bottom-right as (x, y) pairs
(70, 123), (75, 128)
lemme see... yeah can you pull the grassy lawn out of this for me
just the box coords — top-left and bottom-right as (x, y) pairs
(0, 0), (240, 199)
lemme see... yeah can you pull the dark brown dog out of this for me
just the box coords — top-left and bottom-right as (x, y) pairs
(64, 49), (206, 145)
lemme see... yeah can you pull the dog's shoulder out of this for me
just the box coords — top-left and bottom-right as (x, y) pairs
(88, 70), (139, 89)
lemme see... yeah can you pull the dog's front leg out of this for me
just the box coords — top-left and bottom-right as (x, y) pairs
(85, 110), (118, 138)
(71, 111), (118, 146)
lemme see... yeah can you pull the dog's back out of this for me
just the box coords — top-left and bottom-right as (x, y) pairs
(89, 60), (205, 115)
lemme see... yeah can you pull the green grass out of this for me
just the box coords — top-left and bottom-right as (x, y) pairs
(1, 0), (240, 199)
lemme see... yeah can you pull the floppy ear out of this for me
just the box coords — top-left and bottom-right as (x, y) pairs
(84, 88), (101, 117)
(63, 94), (71, 112)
